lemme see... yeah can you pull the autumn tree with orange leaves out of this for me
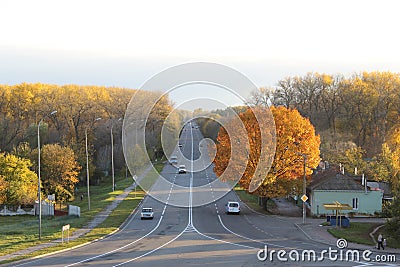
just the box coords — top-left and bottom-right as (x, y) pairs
(213, 106), (320, 204)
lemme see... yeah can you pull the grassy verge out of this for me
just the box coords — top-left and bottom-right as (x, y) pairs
(0, 175), (135, 257)
(234, 187), (276, 214)
(1, 188), (144, 264)
(327, 222), (381, 245)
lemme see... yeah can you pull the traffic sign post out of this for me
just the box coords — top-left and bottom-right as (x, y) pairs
(62, 224), (70, 244)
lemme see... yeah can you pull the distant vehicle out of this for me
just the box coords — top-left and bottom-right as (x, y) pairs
(169, 156), (178, 165)
(178, 143), (183, 147)
(225, 201), (240, 214)
(178, 165), (187, 174)
(141, 207), (154, 220)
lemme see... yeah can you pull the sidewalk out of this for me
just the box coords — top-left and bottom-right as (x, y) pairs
(295, 217), (400, 254)
(0, 166), (151, 263)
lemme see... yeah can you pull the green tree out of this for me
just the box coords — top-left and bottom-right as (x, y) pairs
(334, 147), (367, 175)
(385, 192), (400, 241)
(368, 144), (395, 183)
(0, 152), (37, 205)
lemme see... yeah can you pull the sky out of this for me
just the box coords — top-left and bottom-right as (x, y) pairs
(1, 0), (399, 110)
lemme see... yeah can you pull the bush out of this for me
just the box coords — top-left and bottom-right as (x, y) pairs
(386, 217), (400, 240)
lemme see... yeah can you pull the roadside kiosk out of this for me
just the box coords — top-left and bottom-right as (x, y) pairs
(323, 201), (353, 228)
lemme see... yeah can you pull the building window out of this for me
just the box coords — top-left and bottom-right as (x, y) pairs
(352, 198), (359, 210)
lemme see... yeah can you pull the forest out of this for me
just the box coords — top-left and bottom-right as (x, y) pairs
(0, 83), (182, 205)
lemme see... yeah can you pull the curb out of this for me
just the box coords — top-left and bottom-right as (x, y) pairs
(236, 192), (304, 223)
(293, 223), (333, 247)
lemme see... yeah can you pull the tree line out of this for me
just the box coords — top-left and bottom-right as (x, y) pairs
(248, 71), (400, 158)
(0, 83), (180, 205)
(247, 71), (400, 190)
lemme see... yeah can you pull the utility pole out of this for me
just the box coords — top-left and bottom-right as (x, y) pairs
(37, 110), (57, 239)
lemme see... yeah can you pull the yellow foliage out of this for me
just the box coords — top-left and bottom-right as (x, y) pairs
(213, 106), (320, 198)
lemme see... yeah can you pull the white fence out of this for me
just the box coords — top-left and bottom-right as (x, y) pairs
(1, 202), (81, 217)
(68, 205), (80, 217)
(34, 201), (54, 216)
(0, 202), (55, 216)
(0, 205), (35, 216)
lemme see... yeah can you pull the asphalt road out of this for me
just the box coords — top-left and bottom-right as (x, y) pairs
(9, 122), (399, 267)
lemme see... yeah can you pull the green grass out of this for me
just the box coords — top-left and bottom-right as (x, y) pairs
(0, 175), (135, 257)
(1, 188), (145, 264)
(234, 187), (276, 214)
(327, 222), (381, 245)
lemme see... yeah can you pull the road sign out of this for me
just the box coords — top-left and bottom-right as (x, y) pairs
(62, 224), (70, 231)
(301, 194), (308, 202)
(61, 224), (70, 244)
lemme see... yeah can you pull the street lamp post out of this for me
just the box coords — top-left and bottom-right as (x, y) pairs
(85, 117), (102, 210)
(37, 110), (57, 240)
(111, 118), (122, 192)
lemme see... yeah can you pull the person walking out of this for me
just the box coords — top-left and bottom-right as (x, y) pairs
(377, 233), (384, 250)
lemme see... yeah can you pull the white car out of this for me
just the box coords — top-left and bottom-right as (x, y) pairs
(141, 207), (154, 220)
(169, 156), (178, 165)
(178, 165), (187, 174)
(225, 201), (240, 214)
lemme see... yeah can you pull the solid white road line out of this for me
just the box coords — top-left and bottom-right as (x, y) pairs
(66, 169), (180, 266)
(113, 226), (187, 266)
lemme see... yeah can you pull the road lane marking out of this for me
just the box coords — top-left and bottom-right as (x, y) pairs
(65, 206), (166, 266)
(112, 228), (186, 266)
(217, 214), (286, 248)
(193, 132), (287, 250)
(110, 123), (196, 265)
(195, 230), (256, 249)
(65, 162), (181, 266)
